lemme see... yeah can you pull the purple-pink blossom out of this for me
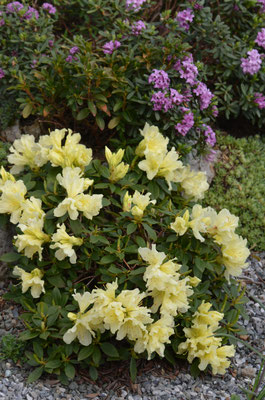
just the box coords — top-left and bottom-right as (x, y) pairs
(148, 69), (170, 90)
(193, 81), (214, 110)
(176, 8), (194, 31)
(0, 18), (4, 27)
(69, 46), (79, 55)
(150, 88), (183, 112)
(203, 125), (216, 147)
(126, 0), (147, 11)
(255, 28), (265, 49)
(0, 68), (5, 79)
(102, 40), (121, 55)
(24, 6), (39, 20)
(170, 89), (184, 105)
(66, 55), (73, 62)
(241, 49), (262, 75)
(49, 40), (54, 48)
(212, 105), (219, 117)
(131, 20), (146, 35)
(6, 1), (23, 12)
(174, 54), (198, 85)
(42, 3), (57, 14)
(205, 149), (217, 162)
(254, 92), (265, 109)
(175, 111), (194, 136)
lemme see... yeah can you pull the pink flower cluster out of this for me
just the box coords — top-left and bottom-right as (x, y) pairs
(131, 20), (146, 35)
(255, 28), (265, 49)
(0, 11), (4, 26)
(151, 89), (183, 112)
(148, 69), (170, 90)
(203, 125), (216, 147)
(126, 0), (147, 12)
(193, 81), (214, 110)
(42, 3), (57, 15)
(0, 68), (5, 79)
(241, 49), (262, 75)
(175, 111), (194, 136)
(254, 92), (265, 109)
(176, 8), (194, 31)
(103, 40), (121, 55)
(6, 2), (39, 19)
(66, 47), (79, 62)
(174, 54), (198, 85)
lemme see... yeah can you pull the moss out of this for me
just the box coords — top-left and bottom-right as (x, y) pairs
(204, 133), (265, 251)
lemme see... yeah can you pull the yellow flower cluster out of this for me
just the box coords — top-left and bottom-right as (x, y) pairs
(54, 167), (103, 221)
(178, 302), (235, 375)
(171, 205), (250, 279)
(105, 147), (129, 183)
(138, 245), (193, 317)
(136, 123), (209, 199)
(8, 129), (93, 174)
(63, 279), (176, 360)
(123, 190), (156, 220)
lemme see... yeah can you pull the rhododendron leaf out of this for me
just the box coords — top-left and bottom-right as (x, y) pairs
(100, 342), (119, 358)
(130, 358), (137, 383)
(27, 366), (44, 383)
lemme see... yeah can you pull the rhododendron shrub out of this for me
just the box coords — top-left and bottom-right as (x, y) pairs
(1, 125), (250, 383)
(0, 0), (217, 156)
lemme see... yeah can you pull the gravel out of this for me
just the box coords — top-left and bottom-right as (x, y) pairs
(0, 254), (264, 400)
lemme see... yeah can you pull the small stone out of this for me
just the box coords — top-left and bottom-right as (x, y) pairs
(241, 367), (257, 378)
(4, 370), (11, 377)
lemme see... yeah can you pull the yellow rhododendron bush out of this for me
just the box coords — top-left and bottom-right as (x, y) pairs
(0, 124), (250, 383)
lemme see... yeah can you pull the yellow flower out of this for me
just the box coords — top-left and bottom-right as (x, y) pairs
(170, 210), (190, 236)
(40, 129), (93, 170)
(74, 193), (103, 220)
(131, 191), (156, 220)
(19, 196), (44, 224)
(193, 301), (223, 331)
(0, 180), (27, 224)
(134, 315), (174, 359)
(56, 167), (93, 198)
(220, 233), (250, 280)
(143, 260), (181, 292)
(50, 223), (83, 264)
(136, 123), (168, 157)
(8, 135), (48, 174)
(156, 148), (183, 189)
(0, 167), (15, 190)
(209, 209), (239, 244)
(138, 152), (164, 180)
(63, 291), (97, 346)
(54, 198), (79, 220)
(176, 166), (209, 200)
(138, 244), (166, 266)
(188, 276), (201, 287)
(14, 219), (50, 260)
(13, 266), (45, 298)
(105, 147), (129, 183)
(189, 204), (213, 242)
(123, 191), (132, 212)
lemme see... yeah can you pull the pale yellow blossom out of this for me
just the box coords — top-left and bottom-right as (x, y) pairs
(105, 147), (129, 183)
(136, 123), (168, 157)
(170, 210), (190, 236)
(0, 180), (27, 224)
(13, 266), (45, 298)
(131, 191), (156, 220)
(0, 167), (15, 190)
(20, 196), (44, 224)
(50, 223), (83, 264)
(220, 233), (250, 280)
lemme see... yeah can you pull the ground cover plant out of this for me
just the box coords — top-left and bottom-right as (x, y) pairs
(203, 133), (265, 251)
(0, 124), (251, 383)
(0, 0), (218, 157)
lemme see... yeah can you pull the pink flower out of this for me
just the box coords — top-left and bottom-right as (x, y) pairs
(148, 70), (170, 90)
(175, 111), (194, 136)
(42, 3), (57, 15)
(0, 68), (5, 79)
(131, 20), (146, 35)
(103, 40), (121, 55)
(241, 49), (262, 75)
(255, 28), (265, 49)
(176, 8), (194, 31)
(254, 92), (265, 109)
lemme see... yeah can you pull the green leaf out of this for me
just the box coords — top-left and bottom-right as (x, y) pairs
(69, 219), (83, 235)
(100, 255), (117, 264)
(78, 346), (94, 361)
(1, 252), (21, 262)
(22, 104), (33, 119)
(100, 342), (119, 358)
(88, 101), (97, 116)
(65, 363), (75, 379)
(130, 358), (137, 382)
(89, 365), (98, 381)
(45, 359), (62, 369)
(27, 366), (44, 383)
(96, 115), (105, 131)
(19, 331), (39, 341)
(142, 223), (157, 241)
(76, 108), (90, 120)
(33, 342), (43, 359)
(127, 222), (137, 235)
(92, 346), (101, 366)
(47, 275), (65, 288)
(190, 358), (201, 378)
(108, 116), (120, 129)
